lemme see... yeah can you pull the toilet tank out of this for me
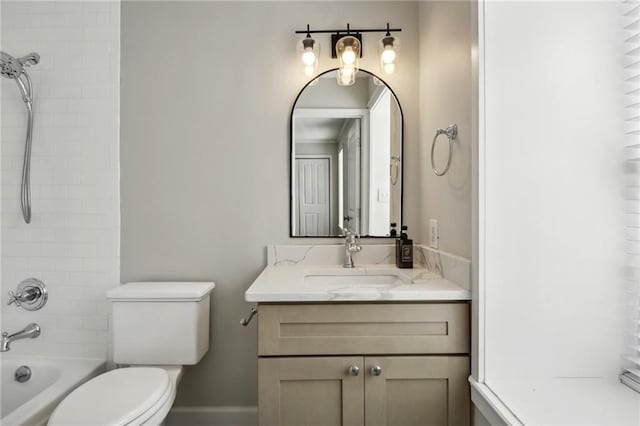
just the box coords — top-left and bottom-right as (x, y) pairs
(107, 282), (215, 365)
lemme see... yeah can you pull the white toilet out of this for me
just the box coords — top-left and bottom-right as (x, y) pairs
(48, 281), (215, 426)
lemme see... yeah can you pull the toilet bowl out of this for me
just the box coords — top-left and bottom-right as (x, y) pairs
(48, 282), (214, 426)
(48, 366), (182, 426)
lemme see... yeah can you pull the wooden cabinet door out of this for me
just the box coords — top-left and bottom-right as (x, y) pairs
(259, 357), (365, 426)
(364, 356), (470, 426)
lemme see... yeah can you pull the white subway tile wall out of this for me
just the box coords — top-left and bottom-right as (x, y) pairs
(1, 1), (120, 358)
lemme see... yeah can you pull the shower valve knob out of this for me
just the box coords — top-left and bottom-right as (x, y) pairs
(7, 279), (47, 311)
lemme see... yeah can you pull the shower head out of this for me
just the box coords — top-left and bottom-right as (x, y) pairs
(1, 51), (24, 79)
(0, 52), (39, 79)
(1, 51), (39, 105)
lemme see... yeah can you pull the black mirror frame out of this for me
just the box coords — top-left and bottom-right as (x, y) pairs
(289, 68), (404, 238)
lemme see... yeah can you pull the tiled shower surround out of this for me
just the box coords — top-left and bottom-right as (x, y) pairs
(1, 1), (120, 357)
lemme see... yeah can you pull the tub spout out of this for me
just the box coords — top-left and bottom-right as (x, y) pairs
(1, 323), (40, 352)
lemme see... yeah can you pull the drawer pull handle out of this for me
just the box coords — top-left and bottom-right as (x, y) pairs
(371, 365), (382, 376)
(348, 365), (360, 376)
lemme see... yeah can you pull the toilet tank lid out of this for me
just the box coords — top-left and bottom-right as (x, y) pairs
(107, 282), (215, 301)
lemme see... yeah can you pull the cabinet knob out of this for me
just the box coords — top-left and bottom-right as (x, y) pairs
(371, 365), (382, 376)
(348, 365), (360, 376)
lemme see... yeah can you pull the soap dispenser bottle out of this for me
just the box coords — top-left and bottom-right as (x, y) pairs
(396, 225), (413, 269)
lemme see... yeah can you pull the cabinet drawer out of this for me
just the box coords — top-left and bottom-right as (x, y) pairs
(258, 303), (469, 356)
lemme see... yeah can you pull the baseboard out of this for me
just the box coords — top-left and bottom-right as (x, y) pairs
(165, 406), (257, 426)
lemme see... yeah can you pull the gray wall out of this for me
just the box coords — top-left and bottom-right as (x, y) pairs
(419, 1), (474, 258)
(121, 1), (420, 407)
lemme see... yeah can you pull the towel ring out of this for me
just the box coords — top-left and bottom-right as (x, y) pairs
(431, 124), (457, 176)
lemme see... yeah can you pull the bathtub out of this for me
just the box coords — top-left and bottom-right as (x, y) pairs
(1, 355), (105, 426)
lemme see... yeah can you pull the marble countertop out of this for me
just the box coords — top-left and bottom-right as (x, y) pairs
(245, 264), (471, 302)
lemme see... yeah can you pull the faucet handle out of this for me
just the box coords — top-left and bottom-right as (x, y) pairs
(7, 290), (22, 307)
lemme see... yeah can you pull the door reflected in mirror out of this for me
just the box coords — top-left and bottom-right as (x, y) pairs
(291, 69), (402, 237)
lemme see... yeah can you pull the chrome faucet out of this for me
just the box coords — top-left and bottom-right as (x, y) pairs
(1, 323), (40, 352)
(343, 228), (362, 268)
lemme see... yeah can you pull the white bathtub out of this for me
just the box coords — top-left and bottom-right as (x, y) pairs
(1, 355), (105, 426)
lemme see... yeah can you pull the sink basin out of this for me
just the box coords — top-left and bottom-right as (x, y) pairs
(304, 274), (408, 286)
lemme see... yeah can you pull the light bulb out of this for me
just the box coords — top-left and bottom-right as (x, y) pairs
(342, 46), (356, 65)
(381, 47), (396, 64)
(302, 49), (316, 66)
(341, 66), (354, 76)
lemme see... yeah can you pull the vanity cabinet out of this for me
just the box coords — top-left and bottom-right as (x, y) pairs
(257, 303), (470, 426)
(259, 357), (365, 425)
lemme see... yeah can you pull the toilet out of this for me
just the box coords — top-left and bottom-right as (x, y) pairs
(48, 281), (215, 426)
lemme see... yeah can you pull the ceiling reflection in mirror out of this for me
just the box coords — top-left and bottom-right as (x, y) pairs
(291, 69), (402, 237)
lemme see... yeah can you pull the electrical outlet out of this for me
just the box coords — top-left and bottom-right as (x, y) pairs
(429, 219), (439, 249)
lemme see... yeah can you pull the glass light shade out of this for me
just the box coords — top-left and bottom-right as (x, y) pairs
(335, 35), (360, 86)
(337, 65), (356, 86)
(297, 37), (319, 78)
(378, 35), (400, 75)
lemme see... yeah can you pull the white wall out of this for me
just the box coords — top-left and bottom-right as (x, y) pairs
(120, 1), (420, 409)
(419, 1), (474, 258)
(481, 0), (624, 384)
(1, 1), (120, 358)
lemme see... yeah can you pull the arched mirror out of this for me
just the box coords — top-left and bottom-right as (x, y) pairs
(290, 69), (403, 237)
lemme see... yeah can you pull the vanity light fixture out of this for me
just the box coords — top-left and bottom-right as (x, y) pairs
(378, 23), (400, 75)
(297, 25), (319, 77)
(295, 23), (402, 85)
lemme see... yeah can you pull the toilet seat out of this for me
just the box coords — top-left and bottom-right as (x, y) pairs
(48, 367), (173, 426)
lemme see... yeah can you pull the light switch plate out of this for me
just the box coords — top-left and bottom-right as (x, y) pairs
(429, 219), (439, 249)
